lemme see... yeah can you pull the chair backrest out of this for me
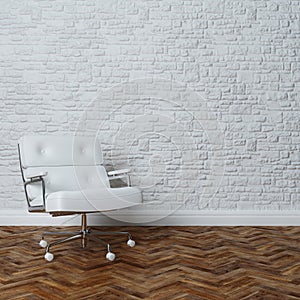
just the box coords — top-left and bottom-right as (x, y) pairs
(19, 135), (109, 201)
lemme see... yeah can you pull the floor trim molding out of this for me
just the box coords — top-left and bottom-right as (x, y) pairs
(1, 210), (300, 226)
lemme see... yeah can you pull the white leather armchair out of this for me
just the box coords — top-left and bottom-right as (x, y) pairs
(18, 135), (142, 262)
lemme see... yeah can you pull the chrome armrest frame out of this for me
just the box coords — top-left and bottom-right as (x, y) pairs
(108, 169), (131, 187)
(18, 144), (46, 212)
(24, 176), (46, 212)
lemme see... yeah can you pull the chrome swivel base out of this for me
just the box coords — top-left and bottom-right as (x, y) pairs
(39, 213), (135, 262)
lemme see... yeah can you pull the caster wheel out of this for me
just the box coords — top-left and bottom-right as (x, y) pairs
(106, 251), (116, 262)
(39, 239), (47, 248)
(44, 252), (54, 262)
(127, 239), (135, 247)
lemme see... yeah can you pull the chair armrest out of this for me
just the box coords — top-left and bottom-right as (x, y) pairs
(108, 169), (131, 186)
(26, 171), (48, 181)
(107, 169), (130, 177)
(24, 174), (46, 212)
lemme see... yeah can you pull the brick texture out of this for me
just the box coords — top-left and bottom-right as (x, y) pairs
(0, 0), (299, 212)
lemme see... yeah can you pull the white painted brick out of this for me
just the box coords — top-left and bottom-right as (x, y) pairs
(0, 0), (299, 212)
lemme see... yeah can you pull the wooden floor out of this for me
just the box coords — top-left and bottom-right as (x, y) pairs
(1, 226), (300, 299)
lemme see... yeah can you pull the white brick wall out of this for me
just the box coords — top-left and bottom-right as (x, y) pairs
(0, 0), (299, 213)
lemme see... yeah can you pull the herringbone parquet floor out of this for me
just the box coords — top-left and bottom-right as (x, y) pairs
(1, 226), (300, 299)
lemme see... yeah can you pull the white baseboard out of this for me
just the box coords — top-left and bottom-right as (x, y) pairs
(1, 210), (300, 226)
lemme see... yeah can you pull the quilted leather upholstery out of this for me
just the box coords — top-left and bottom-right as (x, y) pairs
(19, 135), (142, 212)
(19, 135), (103, 168)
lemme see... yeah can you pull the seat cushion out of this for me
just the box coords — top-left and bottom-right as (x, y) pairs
(45, 187), (142, 213)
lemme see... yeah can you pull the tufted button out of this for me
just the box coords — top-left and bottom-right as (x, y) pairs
(41, 149), (46, 155)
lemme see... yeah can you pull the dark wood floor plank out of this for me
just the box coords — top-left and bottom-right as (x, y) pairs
(0, 226), (300, 299)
